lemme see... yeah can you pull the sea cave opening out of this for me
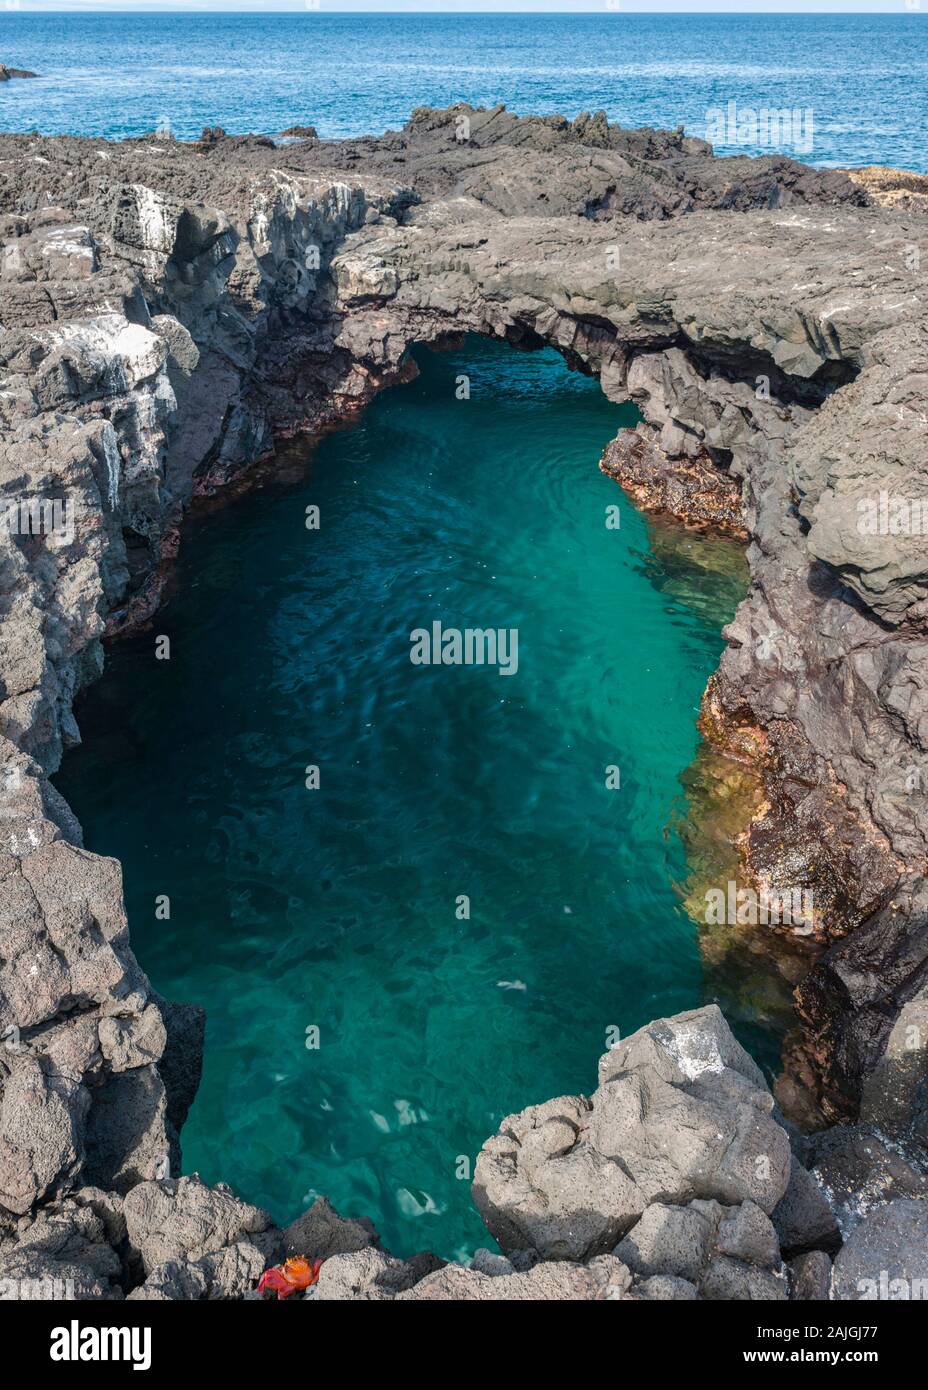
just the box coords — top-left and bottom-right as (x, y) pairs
(53, 334), (765, 1262)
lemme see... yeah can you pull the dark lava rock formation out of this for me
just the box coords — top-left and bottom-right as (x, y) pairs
(1, 105), (927, 1298)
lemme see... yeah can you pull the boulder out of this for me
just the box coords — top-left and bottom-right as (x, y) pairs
(312, 1247), (438, 1302)
(633, 1274), (699, 1301)
(470, 1248), (521, 1277)
(473, 1092), (645, 1260)
(9, 1199), (121, 1284)
(473, 1006), (791, 1260)
(832, 1198), (928, 1300)
(700, 1256), (786, 1301)
(126, 1259), (207, 1302)
(283, 1196), (378, 1261)
(615, 1196), (783, 1300)
(615, 1200), (722, 1283)
(123, 1176), (274, 1273)
(83, 1065), (173, 1193)
(717, 1201), (781, 1267)
(69, 1186), (128, 1249)
(860, 993), (928, 1136)
(396, 1255), (633, 1301)
(126, 1237), (267, 1301)
(0, 1248), (115, 1301)
(789, 1250), (832, 1301)
(808, 1125), (928, 1237)
(196, 1239), (267, 1299)
(771, 1155), (841, 1255)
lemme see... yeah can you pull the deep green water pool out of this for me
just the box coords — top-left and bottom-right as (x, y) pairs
(56, 338), (760, 1261)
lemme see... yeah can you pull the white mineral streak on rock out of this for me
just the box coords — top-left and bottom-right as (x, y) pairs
(100, 421), (120, 510)
(128, 183), (177, 254)
(664, 1023), (726, 1080)
(51, 315), (167, 390)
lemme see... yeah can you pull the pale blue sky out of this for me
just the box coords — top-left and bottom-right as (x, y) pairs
(3, 1), (923, 13)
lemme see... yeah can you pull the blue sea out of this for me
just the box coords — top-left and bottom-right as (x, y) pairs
(1, 10), (926, 169)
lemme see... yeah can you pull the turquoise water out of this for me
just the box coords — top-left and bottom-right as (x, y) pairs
(56, 340), (757, 1260)
(1, 11), (926, 169)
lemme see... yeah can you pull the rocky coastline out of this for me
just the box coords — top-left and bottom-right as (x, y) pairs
(1, 106), (928, 1299)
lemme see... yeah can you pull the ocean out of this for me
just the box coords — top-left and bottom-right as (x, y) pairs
(1, 10), (926, 169)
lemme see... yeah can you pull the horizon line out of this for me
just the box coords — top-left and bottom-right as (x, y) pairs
(3, 5), (924, 13)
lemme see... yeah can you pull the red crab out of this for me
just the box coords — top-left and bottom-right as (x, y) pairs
(257, 1256), (325, 1300)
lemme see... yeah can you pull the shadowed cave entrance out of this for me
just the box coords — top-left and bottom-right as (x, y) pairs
(54, 336), (762, 1261)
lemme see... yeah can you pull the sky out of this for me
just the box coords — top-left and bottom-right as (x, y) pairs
(2, 0), (922, 13)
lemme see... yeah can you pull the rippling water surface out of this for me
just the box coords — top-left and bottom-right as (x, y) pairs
(57, 340), (761, 1259)
(1, 11), (925, 168)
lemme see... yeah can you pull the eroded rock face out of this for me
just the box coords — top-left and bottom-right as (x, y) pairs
(0, 795), (177, 1216)
(600, 423), (747, 538)
(1, 106), (927, 1297)
(0, 134), (397, 1270)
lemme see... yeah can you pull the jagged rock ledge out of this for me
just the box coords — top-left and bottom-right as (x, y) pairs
(600, 424), (748, 538)
(1, 105), (928, 1298)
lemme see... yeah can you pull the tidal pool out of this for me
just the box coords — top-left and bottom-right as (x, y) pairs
(56, 338), (765, 1261)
